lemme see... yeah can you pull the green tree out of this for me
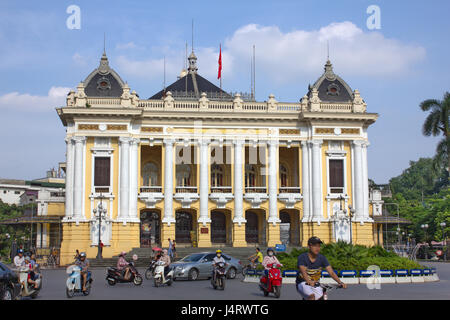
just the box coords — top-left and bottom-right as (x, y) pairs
(420, 91), (450, 173)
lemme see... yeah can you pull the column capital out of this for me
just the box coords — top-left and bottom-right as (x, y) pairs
(352, 139), (365, 147)
(72, 136), (86, 144)
(300, 140), (308, 147)
(308, 139), (323, 147)
(118, 136), (133, 144)
(198, 138), (210, 147)
(163, 137), (175, 146)
(233, 139), (245, 146)
(267, 139), (279, 147)
(130, 137), (140, 145)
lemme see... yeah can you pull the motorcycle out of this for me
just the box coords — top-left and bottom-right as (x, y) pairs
(211, 262), (227, 290)
(18, 266), (42, 299)
(145, 259), (157, 280)
(153, 261), (174, 287)
(66, 265), (92, 298)
(106, 261), (143, 286)
(259, 264), (282, 298)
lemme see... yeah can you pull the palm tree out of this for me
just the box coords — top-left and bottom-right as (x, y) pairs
(420, 92), (450, 173)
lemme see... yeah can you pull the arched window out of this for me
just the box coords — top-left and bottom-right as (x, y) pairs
(176, 164), (191, 187)
(142, 162), (158, 186)
(280, 164), (288, 187)
(211, 164), (224, 187)
(245, 164), (256, 188)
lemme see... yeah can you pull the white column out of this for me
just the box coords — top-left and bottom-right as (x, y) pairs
(119, 137), (131, 220)
(42, 224), (48, 248)
(233, 139), (245, 224)
(268, 140), (280, 224)
(163, 138), (175, 224)
(352, 140), (364, 220)
(129, 138), (139, 221)
(199, 139), (211, 225)
(301, 141), (311, 222)
(36, 224), (42, 248)
(362, 141), (370, 220)
(310, 139), (323, 222)
(73, 136), (86, 220)
(65, 137), (74, 219)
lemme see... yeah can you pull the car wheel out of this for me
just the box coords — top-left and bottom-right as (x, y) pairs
(188, 268), (199, 281)
(227, 267), (237, 279)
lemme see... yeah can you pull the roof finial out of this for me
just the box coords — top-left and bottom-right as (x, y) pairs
(327, 40), (329, 61)
(103, 32), (106, 55)
(191, 19), (194, 53)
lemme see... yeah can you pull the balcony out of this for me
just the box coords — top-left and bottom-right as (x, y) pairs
(209, 186), (233, 209)
(174, 186), (199, 209)
(244, 186), (268, 209)
(138, 186), (163, 209)
(278, 187), (302, 209)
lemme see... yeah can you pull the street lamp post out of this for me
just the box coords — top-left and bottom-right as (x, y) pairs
(421, 224), (429, 259)
(93, 194), (107, 259)
(440, 222), (447, 260)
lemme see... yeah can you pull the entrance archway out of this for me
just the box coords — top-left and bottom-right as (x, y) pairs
(140, 210), (161, 247)
(211, 210), (227, 243)
(280, 211), (291, 245)
(175, 211), (193, 243)
(245, 211), (259, 243)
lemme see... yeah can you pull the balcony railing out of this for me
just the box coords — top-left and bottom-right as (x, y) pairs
(210, 186), (232, 193)
(94, 187), (110, 194)
(175, 186), (198, 193)
(279, 187), (301, 194)
(245, 187), (267, 193)
(140, 186), (162, 193)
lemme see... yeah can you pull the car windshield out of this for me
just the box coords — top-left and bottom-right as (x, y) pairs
(180, 254), (205, 262)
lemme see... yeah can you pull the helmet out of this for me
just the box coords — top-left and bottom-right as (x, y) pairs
(119, 251), (127, 257)
(162, 249), (168, 255)
(79, 252), (86, 258)
(216, 249), (222, 254)
(18, 249), (24, 254)
(267, 247), (274, 253)
(24, 256), (31, 261)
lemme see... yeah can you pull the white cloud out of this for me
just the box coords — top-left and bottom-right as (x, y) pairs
(72, 53), (87, 66)
(116, 42), (137, 50)
(114, 22), (425, 87)
(0, 87), (71, 111)
(223, 22), (426, 82)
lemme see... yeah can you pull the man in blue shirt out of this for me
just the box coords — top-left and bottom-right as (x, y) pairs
(297, 236), (346, 300)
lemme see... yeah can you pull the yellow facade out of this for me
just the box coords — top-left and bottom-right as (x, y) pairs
(57, 52), (380, 265)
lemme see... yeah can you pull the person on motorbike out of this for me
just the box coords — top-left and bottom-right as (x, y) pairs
(24, 256), (38, 288)
(260, 248), (283, 289)
(14, 249), (25, 268)
(248, 247), (263, 267)
(211, 250), (227, 281)
(160, 249), (171, 276)
(75, 252), (90, 292)
(296, 237), (346, 300)
(117, 251), (131, 280)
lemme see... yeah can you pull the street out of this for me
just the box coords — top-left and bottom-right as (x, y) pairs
(29, 262), (450, 300)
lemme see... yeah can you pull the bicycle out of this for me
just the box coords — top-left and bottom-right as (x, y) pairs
(242, 258), (260, 277)
(297, 281), (343, 300)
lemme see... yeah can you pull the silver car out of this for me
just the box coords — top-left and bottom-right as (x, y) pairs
(171, 252), (243, 281)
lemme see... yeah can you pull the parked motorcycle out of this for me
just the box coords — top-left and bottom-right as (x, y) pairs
(145, 259), (157, 280)
(106, 261), (143, 286)
(66, 265), (92, 298)
(211, 261), (227, 290)
(153, 261), (173, 287)
(18, 266), (42, 299)
(259, 264), (282, 298)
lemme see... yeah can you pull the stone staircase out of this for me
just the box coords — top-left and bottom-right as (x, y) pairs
(88, 246), (283, 268)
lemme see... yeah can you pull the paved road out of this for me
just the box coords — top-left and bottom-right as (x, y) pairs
(30, 262), (449, 300)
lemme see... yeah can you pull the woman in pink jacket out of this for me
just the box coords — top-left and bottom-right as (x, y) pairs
(262, 248), (282, 271)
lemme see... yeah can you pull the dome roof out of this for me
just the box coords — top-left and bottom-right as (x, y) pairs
(83, 52), (125, 97)
(307, 60), (353, 103)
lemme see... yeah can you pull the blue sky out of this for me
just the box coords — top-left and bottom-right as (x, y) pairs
(0, 0), (449, 183)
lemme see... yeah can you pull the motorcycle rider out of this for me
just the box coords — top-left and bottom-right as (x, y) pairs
(261, 248), (282, 289)
(14, 249), (25, 268)
(117, 251), (131, 280)
(160, 249), (171, 276)
(24, 256), (37, 288)
(297, 236), (346, 300)
(75, 252), (90, 292)
(211, 249), (227, 281)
